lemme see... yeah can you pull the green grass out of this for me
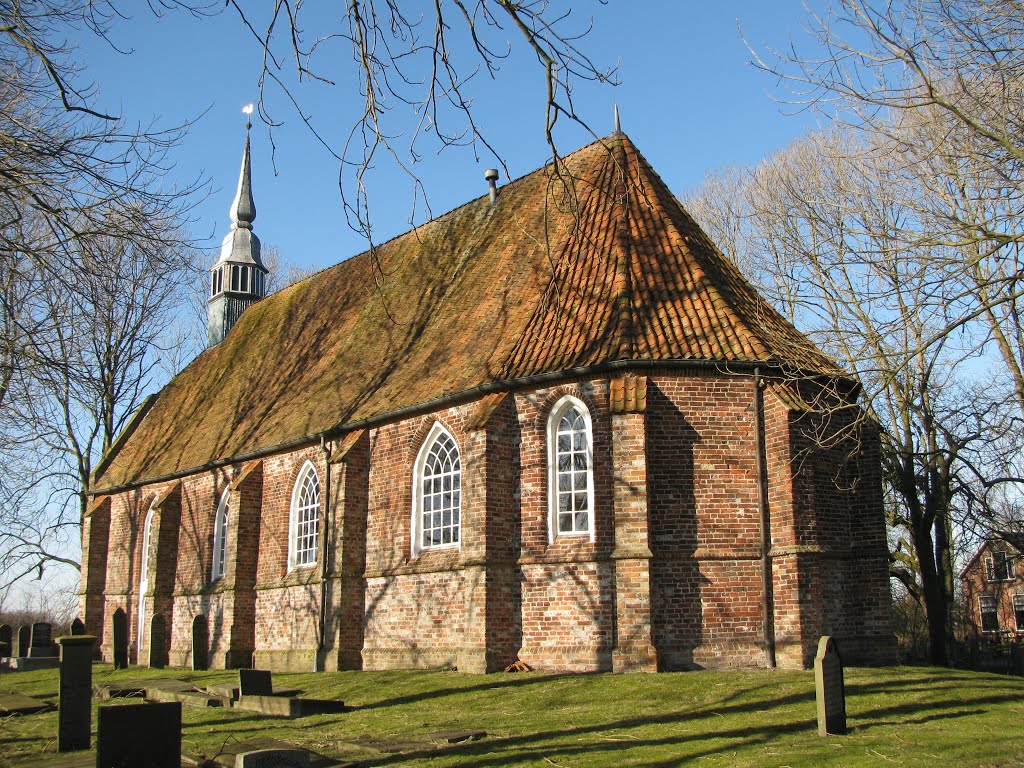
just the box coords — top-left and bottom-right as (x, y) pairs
(3, 664), (1024, 767)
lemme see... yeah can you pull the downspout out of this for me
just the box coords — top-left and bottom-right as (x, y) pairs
(754, 368), (777, 668)
(316, 434), (332, 671)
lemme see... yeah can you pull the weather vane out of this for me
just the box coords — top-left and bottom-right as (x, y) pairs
(243, 103), (254, 130)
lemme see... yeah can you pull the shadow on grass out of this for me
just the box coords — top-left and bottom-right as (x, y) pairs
(357, 686), (1024, 768)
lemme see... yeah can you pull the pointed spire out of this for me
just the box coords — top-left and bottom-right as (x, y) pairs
(230, 105), (256, 230)
(614, 103), (621, 134)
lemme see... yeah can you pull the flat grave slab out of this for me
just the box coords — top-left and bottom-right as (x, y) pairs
(10, 657), (59, 671)
(147, 686), (228, 708)
(187, 737), (352, 768)
(0, 692), (54, 716)
(233, 694), (346, 718)
(96, 677), (196, 699)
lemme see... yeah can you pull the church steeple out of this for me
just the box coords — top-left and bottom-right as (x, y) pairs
(207, 106), (269, 347)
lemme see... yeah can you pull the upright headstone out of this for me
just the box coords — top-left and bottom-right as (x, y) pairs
(0, 624), (11, 656)
(28, 622), (56, 657)
(96, 701), (181, 768)
(815, 635), (847, 736)
(70, 618), (85, 635)
(149, 614), (167, 669)
(17, 625), (30, 657)
(238, 669), (273, 697)
(111, 608), (128, 669)
(57, 634), (96, 752)
(192, 614), (209, 671)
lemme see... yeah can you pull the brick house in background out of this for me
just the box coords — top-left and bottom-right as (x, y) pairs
(960, 534), (1024, 637)
(79, 126), (896, 673)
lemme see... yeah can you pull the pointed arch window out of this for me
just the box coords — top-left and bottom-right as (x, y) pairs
(412, 424), (461, 555)
(138, 505), (156, 650)
(211, 489), (229, 581)
(548, 395), (594, 541)
(289, 462), (320, 570)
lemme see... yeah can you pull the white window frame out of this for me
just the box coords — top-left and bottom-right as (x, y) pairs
(138, 505), (156, 651)
(980, 594), (999, 633)
(547, 395), (595, 543)
(211, 489), (229, 581)
(411, 423), (462, 557)
(1014, 593), (1024, 632)
(288, 461), (320, 571)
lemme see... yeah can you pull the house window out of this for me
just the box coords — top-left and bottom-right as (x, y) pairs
(211, 489), (229, 581)
(289, 461), (320, 569)
(980, 594), (999, 633)
(1015, 594), (1024, 632)
(547, 395), (594, 541)
(412, 424), (461, 554)
(987, 550), (1013, 581)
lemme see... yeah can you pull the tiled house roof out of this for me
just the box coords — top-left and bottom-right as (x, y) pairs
(93, 133), (846, 491)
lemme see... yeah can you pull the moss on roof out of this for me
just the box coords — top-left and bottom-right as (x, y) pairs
(93, 133), (845, 491)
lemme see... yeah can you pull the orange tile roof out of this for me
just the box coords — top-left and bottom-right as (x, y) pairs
(93, 133), (845, 491)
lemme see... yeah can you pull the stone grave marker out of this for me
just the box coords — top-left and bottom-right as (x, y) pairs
(28, 622), (55, 657)
(234, 748), (310, 768)
(0, 623), (11, 656)
(57, 634), (96, 752)
(96, 701), (181, 768)
(815, 635), (847, 736)
(149, 614), (167, 668)
(111, 608), (128, 669)
(239, 669), (273, 697)
(17, 625), (30, 657)
(70, 618), (85, 635)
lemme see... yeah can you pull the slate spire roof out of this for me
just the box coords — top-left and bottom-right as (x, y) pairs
(93, 132), (846, 492)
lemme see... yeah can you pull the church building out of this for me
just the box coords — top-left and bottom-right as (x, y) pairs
(79, 122), (896, 673)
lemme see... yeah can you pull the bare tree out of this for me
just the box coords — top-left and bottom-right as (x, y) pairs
(0, 1), (198, 590)
(686, 126), (1024, 665)
(216, 0), (616, 243)
(751, 0), (1024, 413)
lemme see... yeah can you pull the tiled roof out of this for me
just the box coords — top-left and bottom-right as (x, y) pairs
(93, 133), (846, 491)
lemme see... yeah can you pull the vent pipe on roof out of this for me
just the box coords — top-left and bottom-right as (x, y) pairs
(484, 168), (499, 206)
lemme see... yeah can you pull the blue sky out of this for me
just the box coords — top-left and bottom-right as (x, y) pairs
(81, 2), (826, 275)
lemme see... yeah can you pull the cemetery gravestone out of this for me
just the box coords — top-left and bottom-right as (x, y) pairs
(111, 609), (128, 669)
(96, 701), (181, 768)
(70, 618), (85, 635)
(57, 634), (96, 752)
(0, 624), (11, 656)
(17, 625), (30, 657)
(29, 622), (55, 657)
(192, 614), (209, 671)
(239, 669), (274, 697)
(149, 614), (167, 668)
(815, 635), (847, 736)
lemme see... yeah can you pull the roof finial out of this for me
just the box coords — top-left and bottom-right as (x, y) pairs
(231, 105), (256, 229)
(614, 103), (621, 134)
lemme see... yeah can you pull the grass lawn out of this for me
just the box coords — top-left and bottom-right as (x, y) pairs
(2, 664), (1024, 767)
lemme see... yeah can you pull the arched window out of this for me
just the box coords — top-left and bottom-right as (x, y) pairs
(211, 489), (229, 581)
(412, 424), (461, 555)
(547, 396), (594, 541)
(289, 461), (320, 569)
(138, 505), (156, 650)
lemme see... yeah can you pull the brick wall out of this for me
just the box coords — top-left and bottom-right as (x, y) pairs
(84, 369), (894, 673)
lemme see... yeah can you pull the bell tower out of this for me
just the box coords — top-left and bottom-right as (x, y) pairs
(207, 106), (269, 347)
